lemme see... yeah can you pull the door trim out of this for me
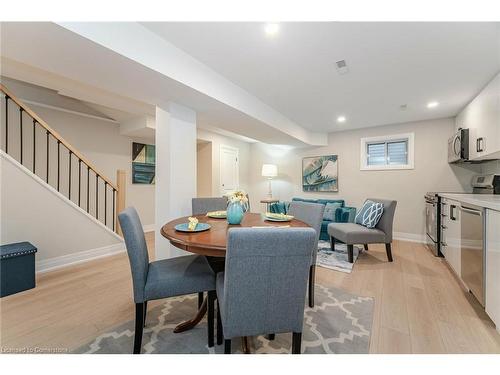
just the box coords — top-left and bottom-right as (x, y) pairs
(219, 144), (239, 195)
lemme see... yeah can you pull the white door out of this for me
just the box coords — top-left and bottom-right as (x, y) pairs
(220, 145), (239, 194)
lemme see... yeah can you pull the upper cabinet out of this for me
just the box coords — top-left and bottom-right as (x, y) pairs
(456, 73), (500, 161)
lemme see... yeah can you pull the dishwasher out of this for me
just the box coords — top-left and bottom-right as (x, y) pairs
(460, 203), (485, 306)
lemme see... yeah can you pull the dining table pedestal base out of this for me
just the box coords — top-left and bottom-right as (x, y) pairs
(173, 297), (252, 354)
(173, 298), (207, 333)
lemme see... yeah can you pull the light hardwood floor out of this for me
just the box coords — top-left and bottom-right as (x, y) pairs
(1, 234), (499, 353)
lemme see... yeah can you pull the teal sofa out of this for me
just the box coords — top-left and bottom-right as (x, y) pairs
(270, 197), (356, 241)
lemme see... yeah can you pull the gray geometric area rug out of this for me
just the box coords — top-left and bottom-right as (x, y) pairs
(317, 241), (364, 274)
(74, 284), (373, 354)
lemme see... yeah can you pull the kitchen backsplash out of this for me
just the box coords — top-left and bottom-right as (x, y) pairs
(481, 160), (500, 174)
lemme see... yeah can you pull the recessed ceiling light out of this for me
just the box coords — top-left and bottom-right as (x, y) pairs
(337, 116), (346, 123)
(427, 101), (439, 108)
(264, 23), (280, 36)
(335, 60), (349, 75)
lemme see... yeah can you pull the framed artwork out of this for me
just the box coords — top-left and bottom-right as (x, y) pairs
(302, 155), (338, 192)
(132, 142), (155, 184)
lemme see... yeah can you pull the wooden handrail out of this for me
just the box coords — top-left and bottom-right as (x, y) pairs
(115, 170), (126, 235)
(0, 83), (118, 190)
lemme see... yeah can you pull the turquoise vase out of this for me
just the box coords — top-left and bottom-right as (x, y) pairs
(227, 201), (244, 225)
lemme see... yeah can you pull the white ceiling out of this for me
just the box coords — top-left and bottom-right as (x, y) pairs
(2, 22), (323, 146)
(142, 22), (500, 132)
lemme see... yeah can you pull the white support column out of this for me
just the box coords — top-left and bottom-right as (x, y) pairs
(155, 102), (197, 260)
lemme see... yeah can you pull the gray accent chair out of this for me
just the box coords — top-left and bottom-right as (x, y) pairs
(118, 207), (216, 354)
(287, 201), (325, 308)
(212, 227), (316, 354)
(327, 198), (397, 263)
(192, 197), (228, 215)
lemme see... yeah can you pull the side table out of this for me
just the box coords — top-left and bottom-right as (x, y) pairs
(260, 198), (279, 212)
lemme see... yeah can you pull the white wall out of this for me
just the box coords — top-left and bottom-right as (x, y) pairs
(1, 152), (123, 269)
(197, 129), (251, 196)
(27, 104), (156, 228)
(481, 160), (500, 175)
(247, 118), (483, 240)
(197, 141), (213, 197)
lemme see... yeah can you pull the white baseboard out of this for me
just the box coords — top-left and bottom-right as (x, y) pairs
(36, 243), (125, 274)
(393, 231), (427, 244)
(143, 224), (155, 233)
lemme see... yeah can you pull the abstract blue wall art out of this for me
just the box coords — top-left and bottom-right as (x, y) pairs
(132, 142), (155, 184)
(302, 155), (338, 192)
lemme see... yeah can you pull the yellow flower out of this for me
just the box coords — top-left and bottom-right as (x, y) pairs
(225, 190), (248, 203)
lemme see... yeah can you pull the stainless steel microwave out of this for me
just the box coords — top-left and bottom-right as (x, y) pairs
(448, 128), (469, 163)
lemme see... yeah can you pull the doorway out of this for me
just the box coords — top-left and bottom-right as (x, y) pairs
(196, 140), (212, 197)
(219, 144), (239, 195)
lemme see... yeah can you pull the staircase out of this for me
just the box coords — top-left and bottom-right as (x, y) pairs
(1, 84), (125, 271)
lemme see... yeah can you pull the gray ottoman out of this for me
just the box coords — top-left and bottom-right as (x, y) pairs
(1, 242), (37, 297)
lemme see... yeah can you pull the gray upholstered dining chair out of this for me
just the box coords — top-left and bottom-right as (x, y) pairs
(211, 227), (316, 354)
(192, 197), (228, 216)
(287, 201), (325, 308)
(118, 207), (216, 354)
(327, 198), (397, 263)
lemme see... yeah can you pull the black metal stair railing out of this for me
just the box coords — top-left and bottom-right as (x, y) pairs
(1, 84), (118, 233)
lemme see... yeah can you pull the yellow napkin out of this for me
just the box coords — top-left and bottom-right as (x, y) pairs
(207, 210), (226, 217)
(265, 212), (293, 220)
(188, 217), (199, 231)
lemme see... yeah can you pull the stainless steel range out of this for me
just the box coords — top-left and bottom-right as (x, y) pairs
(425, 192), (441, 256)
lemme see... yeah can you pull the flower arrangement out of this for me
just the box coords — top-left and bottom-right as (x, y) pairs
(224, 190), (249, 212)
(225, 190), (248, 203)
(224, 190), (249, 224)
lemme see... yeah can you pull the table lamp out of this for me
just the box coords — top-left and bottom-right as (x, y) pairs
(261, 164), (278, 199)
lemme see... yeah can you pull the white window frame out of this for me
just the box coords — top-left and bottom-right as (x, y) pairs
(360, 132), (414, 171)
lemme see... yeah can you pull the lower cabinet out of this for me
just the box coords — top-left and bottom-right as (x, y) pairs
(486, 209), (500, 333)
(442, 198), (461, 277)
(441, 198), (500, 332)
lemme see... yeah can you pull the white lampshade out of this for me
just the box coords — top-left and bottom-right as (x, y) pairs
(261, 164), (278, 178)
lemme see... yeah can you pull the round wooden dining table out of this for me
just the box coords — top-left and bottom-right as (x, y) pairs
(160, 212), (310, 352)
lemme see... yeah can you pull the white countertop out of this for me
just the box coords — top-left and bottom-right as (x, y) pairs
(438, 193), (500, 211)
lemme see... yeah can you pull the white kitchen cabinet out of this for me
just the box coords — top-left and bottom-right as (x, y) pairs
(440, 199), (449, 259)
(441, 198), (461, 277)
(455, 73), (500, 161)
(486, 209), (500, 333)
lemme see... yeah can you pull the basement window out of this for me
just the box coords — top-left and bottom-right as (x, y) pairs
(360, 133), (414, 170)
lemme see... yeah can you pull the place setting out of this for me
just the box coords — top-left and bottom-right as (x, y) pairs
(174, 217), (211, 233)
